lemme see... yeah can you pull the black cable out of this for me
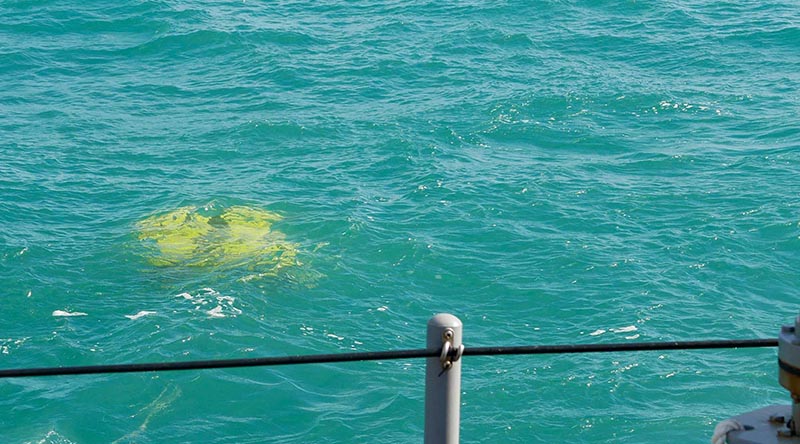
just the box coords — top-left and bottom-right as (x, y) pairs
(463, 338), (778, 357)
(0, 348), (436, 379)
(0, 338), (777, 379)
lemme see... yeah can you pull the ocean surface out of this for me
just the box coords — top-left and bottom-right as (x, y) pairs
(1, 1), (799, 442)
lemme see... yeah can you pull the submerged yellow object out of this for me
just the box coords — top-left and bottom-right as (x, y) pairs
(136, 205), (299, 277)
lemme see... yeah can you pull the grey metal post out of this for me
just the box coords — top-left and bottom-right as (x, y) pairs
(425, 313), (463, 444)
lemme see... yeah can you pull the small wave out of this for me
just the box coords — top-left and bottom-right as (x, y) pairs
(124, 29), (244, 57)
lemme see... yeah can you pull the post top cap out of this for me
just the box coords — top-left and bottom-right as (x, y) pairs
(428, 313), (462, 328)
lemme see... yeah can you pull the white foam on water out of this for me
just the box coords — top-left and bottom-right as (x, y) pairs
(1, 337), (28, 355)
(52, 310), (87, 317)
(24, 430), (76, 444)
(125, 310), (157, 320)
(207, 306), (226, 318)
(177, 288), (242, 318)
(586, 326), (638, 338)
(609, 325), (637, 333)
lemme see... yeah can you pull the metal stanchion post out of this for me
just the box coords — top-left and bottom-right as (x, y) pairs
(424, 313), (464, 444)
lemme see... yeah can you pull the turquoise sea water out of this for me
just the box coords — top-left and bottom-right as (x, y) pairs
(1, 1), (799, 442)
